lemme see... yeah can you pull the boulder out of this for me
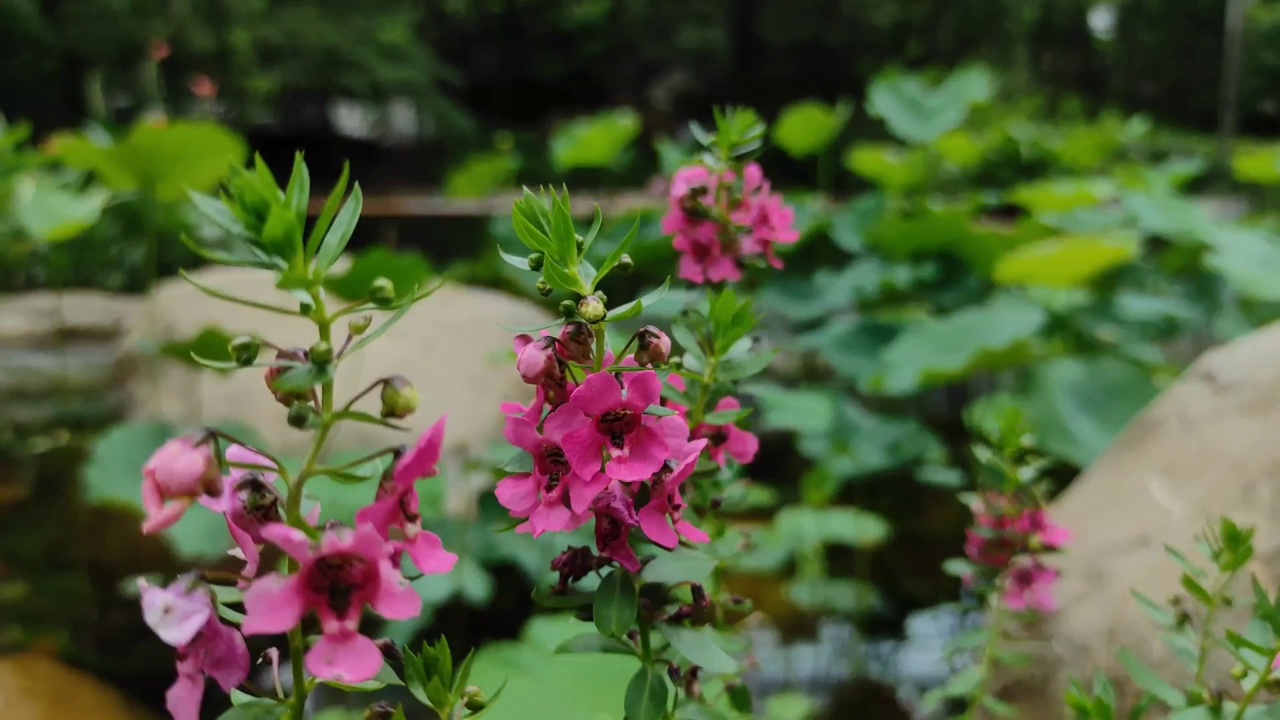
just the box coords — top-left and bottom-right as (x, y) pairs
(996, 319), (1280, 716)
(0, 653), (154, 720)
(124, 266), (550, 515)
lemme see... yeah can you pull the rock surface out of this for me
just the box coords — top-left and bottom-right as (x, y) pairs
(996, 318), (1280, 716)
(0, 653), (154, 720)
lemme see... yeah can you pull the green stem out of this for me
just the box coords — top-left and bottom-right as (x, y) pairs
(960, 592), (1006, 720)
(287, 627), (307, 717)
(1232, 647), (1280, 719)
(593, 322), (607, 373)
(638, 614), (654, 663)
(1195, 571), (1239, 687)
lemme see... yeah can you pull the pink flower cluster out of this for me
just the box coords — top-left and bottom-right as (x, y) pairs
(496, 323), (758, 573)
(964, 492), (1070, 613)
(137, 419), (459, 702)
(661, 162), (799, 285)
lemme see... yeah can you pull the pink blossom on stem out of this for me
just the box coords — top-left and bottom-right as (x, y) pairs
(695, 397), (759, 467)
(1002, 559), (1060, 613)
(241, 523), (422, 684)
(592, 487), (642, 572)
(637, 439), (710, 549)
(562, 370), (674, 481)
(355, 418), (458, 576)
(189, 74), (218, 99)
(139, 575), (249, 720)
(198, 444), (282, 585)
(495, 405), (606, 536)
(733, 163), (800, 269)
(1013, 508), (1071, 551)
(557, 322), (595, 365)
(141, 436), (221, 535)
(514, 334), (561, 385)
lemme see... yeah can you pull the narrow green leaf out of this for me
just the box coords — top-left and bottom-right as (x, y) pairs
(344, 299), (416, 358)
(330, 410), (408, 430)
(498, 246), (534, 271)
(610, 278), (671, 322)
(550, 189), (577, 267)
(717, 349), (777, 382)
(283, 152), (311, 229)
(1130, 591), (1176, 628)
(1117, 648), (1186, 708)
(1179, 574), (1214, 606)
(702, 407), (752, 425)
(530, 586), (594, 608)
(452, 649), (476, 695)
(582, 204), (604, 251)
(624, 665), (670, 720)
(178, 269), (300, 316)
(306, 161), (350, 262)
(592, 216), (639, 289)
(657, 624), (739, 674)
(593, 569), (639, 638)
(554, 632), (638, 656)
(314, 182), (363, 273)
(188, 190), (252, 239)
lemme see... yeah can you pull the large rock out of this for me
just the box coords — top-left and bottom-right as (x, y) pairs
(997, 319), (1280, 716)
(0, 653), (154, 719)
(124, 266), (550, 514)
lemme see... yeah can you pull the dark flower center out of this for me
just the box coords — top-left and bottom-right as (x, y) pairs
(233, 475), (282, 525)
(536, 443), (571, 480)
(305, 552), (375, 618)
(598, 409), (639, 449)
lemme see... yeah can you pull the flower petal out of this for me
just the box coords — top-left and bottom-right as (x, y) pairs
(371, 561), (424, 620)
(164, 671), (205, 720)
(405, 531), (458, 576)
(675, 518), (710, 545)
(241, 574), (306, 636)
(623, 370), (663, 409)
(502, 415), (542, 453)
(561, 427), (604, 479)
(141, 499), (192, 535)
(638, 507), (679, 549)
(306, 632), (384, 684)
(259, 523), (313, 562)
(568, 472), (612, 514)
(569, 372), (624, 416)
(140, 581), (212, 647)
(605, 425), (668, 481)
(495, 474), (541, 515)
(200, 620), (251, 692)
(542, 404), (588, 444)
(395, 416), (447, 485)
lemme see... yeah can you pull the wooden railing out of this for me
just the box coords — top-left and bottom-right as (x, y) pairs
(306, 189), (667, 219)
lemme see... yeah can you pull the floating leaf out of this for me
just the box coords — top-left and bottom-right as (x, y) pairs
(640, 548), (718, 585)
(772, 99), (853, 159)
(11, 172), (109, 242)
(1204, 226), (1280, 303)
(865, 65), (997, 145)
(445, 151), (519, 198)
(992, 234), (1140, 288)
(550, 108), (642, 172)
(774, 505), (892, 550)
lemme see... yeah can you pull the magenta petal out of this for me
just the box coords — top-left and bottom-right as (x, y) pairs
(655, 415), (691, 454)
(726, 427), (759, 465)
(355, 495), (403, 538)
(371, 561), (423, 620)
(638, 507), (679, 549)
(201, 621), (251, 692)
(495, 474), (540, 514)
(605, 425), (667, 481)
(259, 523), (313, 562)
(503, 415), (542, 453)
(530, 502), (575, 536)
(561, 427), (604, 478)
(568, 472), (612, 514)
(225, 519), (261, 581)
(542, 404), (588, 444)
(675, 519), (710, 545)
(569, 372), (624, 416)
(405, 531), (458, 575)
(141, 499), (192, 535)
(165, 671), (205, 720)
(623, 371), (663, 409)
(241, 574), (306, 636)
(306, 632), (384, 684)
(396, 416), (446, 485)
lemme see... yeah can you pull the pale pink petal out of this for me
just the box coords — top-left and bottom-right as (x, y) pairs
(141, 476), (164, 516)
(725, 426), (759, 465)
(259, 523), (313, 562)
(140, 583), (211, 647)
(355, 494), (402, 537)
(495, 474), (540, 515)
(405, 531), (458, 575)
(561, 427), (604, 478)
(569, 372), (624, 416)
(200, 621), (250, 692)
(568, 472), (612, 514)
(141, 499), (192, 535)
(623, 371), (663, 409)
(226, 519), (261, 583)
(371, 560), (424, 620)
(304, 501), (323, 526)
(395, 416), (446, 485)
(241, 574), (306, 635)
(306, 632), (384, 684)
(165, 671), (205, 720)
(605, 425), (668, 481)
(639, 507), (679, 549)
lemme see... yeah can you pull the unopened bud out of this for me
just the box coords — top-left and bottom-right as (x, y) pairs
(596, 291), (608, 305)
(363, 702), (396, 720)
(462, 686), (488, 713)
(380, 376), (419, 419)
(374, 638), (403, 665)
(710, 496), (724, 511)
(558, 322), (595, 364)
(617, 254), (634, 272)
(558, 299), (577, 317)
(1185, 688), (1207, 706)
(575, 234), (585, 251)
(229, 336), (260, 367)
(1230, 664), (1248, 681)
(348, 314), (373, 336)
(691, 583), (708, 608)
(633, 326), (672, 366)
(309, 341), (333, 367)
(287, 401), (318, 430)
(264, 347), (311, 406)
(667, 662), (682, 685)
(527, 252), (544, 271)
(577, 295), (606, 323)
(299, 298), (315, 315)
(370, 277), (396, 307)
(536, 277), (553, 297)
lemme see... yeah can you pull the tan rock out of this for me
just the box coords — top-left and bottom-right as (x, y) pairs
(0, 653), (155, 719)
(124, 266), (550, 515)
(997, 319), (1280, 717)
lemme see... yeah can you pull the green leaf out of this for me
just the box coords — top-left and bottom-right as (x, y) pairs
(624, 664), (670, 720)
(313, 182), (363, 273)
(549, 190), (578, 267)
(541, 258), (588, 295)
(260, 203), (301, 263)
(554, 632), (637, 656)
(843, 142), (929, 191)
(343, 297), (422, 359)
(702, 408), (752, 425)
(718, 349), (777, 383)
(283, 152), (311, 226)
(306, 162), (350, 262)
(593, 569), (638, 638)
(992, 234), (1141, 288)
(1117, 649), (1186, 708)
(10, 172), (109, 242)
(785, 578), (880, 614)
(445, 151), (518, 198)
(592, 217), (639, 289)
(1232, 144), (1280, 186)
(609, 278), (671, 322)
(1009, 177), (1119, 216)
(657, 624), (739, 674)
(325, 247), (433, 301)
(216, 699), (287, 719)
(864, 65), (996, 145)
(772, 99), (853, 159)
(763, 692), (819, 720)
(1022, 357), (1159, 468)
(1131, 591), (1176, 628)
(1203, 226), (1280, 302)
(640, 548), (718, 585)
(550, 108), (643, 171)
(829, 193), (887, 253)
(270, 362), (333, 393)
(775, 506), (891, 550)
(742, 384), (837, 436)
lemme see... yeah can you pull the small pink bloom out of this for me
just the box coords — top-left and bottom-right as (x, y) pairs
(563, 371), (671, 481)
(515, 334), (561, 385)
(674, 228), (743, 285)
(733, 163), (799, 270)
(638, 439), (710, 549)
(633, 326), (672, 366)
(496, 405), (606, 536)
(1013, 509), (1071, 550)
(1002, 559), (1060, 613)
(694, 397), (758, 467)
(199, 445), (283, 585)
(592, 487), (642, 572)
(141, 437), (221, 535)
(355, 418), (458, 576)
(149, 39), (171, 62)
(189, 74), (218, 99)
(139, 575), (249, 720)
(241, 524), (421, 684)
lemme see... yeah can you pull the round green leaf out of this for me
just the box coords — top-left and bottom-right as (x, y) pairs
(11, 172), (109, 242)
(771, 99), (853, 159)
(593, 569), (638, 638)
(550, 108), (642, 172)
(865, 65), (996, 145)
(624, 665), (670, 720)
(444, 151), (518, 198)
(656, 624), (739, 675)
(842, 142), (928, 192)
(992, 234), (1140, 288)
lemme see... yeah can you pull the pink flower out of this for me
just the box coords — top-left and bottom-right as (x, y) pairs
(141, 437), (221, 535)
(189, 74), (218, 99)
(149, 39), (171, 62)
(355, 418), (458, 576)
(674, 228), (743, 285)
(514, 334), (560, 385)
(694, 397), (758, 467)
(557, 322), (595, 365)
(633, 326), (672, 366)
(1002, 559), (1060, 613)
(563, 371), (673, 481)
(733, 163), (799, 269)
(1013, 509), (1071, 551)
(592, 487), (641, 572)
(241, 523), (422, 683)
(139, 575), (249, 720)
(638, 439), (710, 549)
(199, 445), (283, 585)
(496, 405), (607, 536)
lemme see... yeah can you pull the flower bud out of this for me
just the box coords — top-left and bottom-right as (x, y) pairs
(462, 686), (487, 713)
(1230, 664), (1248, 681)
(229, 336), (260, 367)
(264, 347), (311, 406)
(558, 299), (577, 317)
(536, 277), (553, 297)
(287, 401), (318, 430)
(363, 702), (397, 720)
(515, 335), (560, 385)
(140, 437), (221, 534)
(575, 234), (585, 252)
(577, 295), (606, 323)
(633, 326), (671, 366)
(528, 253), (544, 271)
(299, 298), (315, 315)
(348, 314), (373, 336)
(557, 322), (595, 364)
(380, 376), (419, 419)
(667, 662), (682, 685)
(374, 638), (403, 665)
(595, 291), (608, 305)
(370, 277), (396, 307)
(617, 254), (634, 272)
(309, 340), (334, 367)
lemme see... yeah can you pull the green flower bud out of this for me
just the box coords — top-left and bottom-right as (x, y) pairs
(370, 277), (396, 307)
(595, 291), (608, 305)
(462, 687), (488, 713)
(527, 252), (544, 271)
(380, 376), (419, 419)
(536, 278), (553, 297)
(575, 234), (585, 252)
(348, 314), (373, 336)
(229, 335), (260, 367)
(309, 341), (334, 367)
(617, 254), (634, 272)
(577, 295), (606, 323)
(287, 401), (318, 430)
(558, 299), (577, 317)
(1230, 664), (1248, 681)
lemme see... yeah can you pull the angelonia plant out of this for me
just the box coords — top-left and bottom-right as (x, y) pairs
(924, 407), (1070, 718)
(1065, 518), (1280, 720)
(491, 108), (788, 720)
(135, 154), (499, 720)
